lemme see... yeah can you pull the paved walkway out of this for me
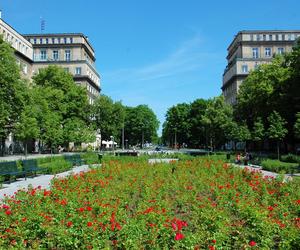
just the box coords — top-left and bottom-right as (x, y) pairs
(233, 163), (300, 180)
(0, 153), (75, 162)
(0, 164), (93, 201)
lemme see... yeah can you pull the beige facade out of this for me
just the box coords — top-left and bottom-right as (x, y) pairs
(0, 18), (101, 104)
(23, 33), (100, 104)
(222, 30), (300, 105)
(0, 19), (33, 78)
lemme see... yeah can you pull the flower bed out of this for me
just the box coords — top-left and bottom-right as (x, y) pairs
(1, 158), (300, 249)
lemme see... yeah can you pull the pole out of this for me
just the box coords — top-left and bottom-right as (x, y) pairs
(174, 130), (177, 149)
(122, 126), (124, 150)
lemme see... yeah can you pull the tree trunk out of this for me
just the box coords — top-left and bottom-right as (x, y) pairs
(0, 137), (4, 157)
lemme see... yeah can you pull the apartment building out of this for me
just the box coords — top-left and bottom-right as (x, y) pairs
(23, 33), (100, 104)
(0, 18), (33, 78)
(222, 30), (300, 105)
(0, 17), (101, 104)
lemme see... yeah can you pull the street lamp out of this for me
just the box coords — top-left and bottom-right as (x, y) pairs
(110, 135), (115, 155)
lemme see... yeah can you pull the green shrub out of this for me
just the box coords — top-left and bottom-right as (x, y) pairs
(261, 159), (299, 173)
(37, 156), (72, 174)
(281, 154), (300, 164)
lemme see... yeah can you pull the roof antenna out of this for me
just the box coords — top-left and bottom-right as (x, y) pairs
(40, 16), (45, 33)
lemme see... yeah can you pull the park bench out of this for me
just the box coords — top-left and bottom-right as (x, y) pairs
(21, 159), (48, 177)
(64, 154), (86, 166)
(115, 151), (138, 156)
(0, 161), (27, 183)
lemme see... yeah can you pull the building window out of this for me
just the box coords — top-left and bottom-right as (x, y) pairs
(263, 34), (266, 41)
(46, 38), (49, 44)
(22, 64), (28, 75)
(257, 34), (260, 41)
(254, 62), (259, 69)
(70, 37), (73, 43)
(252, 48), (259, 58)
(52, 38), (55, 44)
(64, 37), (67, 44)
(40, 50), (47, 60)
(40, 38), (43, 44)
(291, 34), (295, 40)
(265, 48), (271, 57)
(242, 65), (248, 73)
(58, 38), (61, 43)
(53, 50), (59, 61)
(250, 34), (253, 41)
(65, 50), (71, 61)
(75, 67), (82, 75)
(269, 34), (273, 41)
(275, 34), (279, 40)
(278, 47), (285, 55)
(34, 38), (37, 44)
(282, 34), (285, 41)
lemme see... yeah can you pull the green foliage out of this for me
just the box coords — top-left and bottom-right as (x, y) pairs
(30, 66), (92, 149)
(294, 112), (300, 139)
(124, 105), (159, 146)
(92, 95), (125, 142)
(36, 156), (72, 174)
(0, 35), (26, 140)
(267, 111), (288, 140)
(162, 103), (191, 147)
(260, 159), (298, 173)
(252, 117), (265, 141)
(281, 154), (300, 164)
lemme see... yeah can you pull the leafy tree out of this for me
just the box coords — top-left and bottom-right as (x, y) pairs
(251, 117), (265, 151)
(32, 66), (92, 149)
(267, 111), (288, 160)
(162, 103), (191, 148)
(0, 35), (26, 155)
(92, 95), (125, 143)
(201, 96), (233, 150)
(294, 112), (300, 139)
(235, 56), (290, 127)
(225, 121), (251, 151)
(189, 99), (209, 147)
(14, 90), (40, 155)
(124, 105), (159, 147)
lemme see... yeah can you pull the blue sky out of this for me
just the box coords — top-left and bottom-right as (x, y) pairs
(1, 0), (300, 134)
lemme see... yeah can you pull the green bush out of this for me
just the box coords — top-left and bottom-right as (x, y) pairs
(261, 159), (299, 173)
(281, 154), (300, 164)
(37, 156), (72, 174)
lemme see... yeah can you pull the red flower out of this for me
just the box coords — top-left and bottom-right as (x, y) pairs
(79, 207), (85, 212)
(67, 221), (73, 227)
(212, 239), (216, 244)
(5, 210), (12, 215)
(22, 217), (27, 222)
(209, 246), (215, 250)
(296, 199), (300, 205)
(86, 206), (92, 211)
(175, 232), (184, 241)
(268, 206), (274, 211)
(87, 222), (93, 227)
(60, 199), (67, 206)
(249, 241), (256, 247)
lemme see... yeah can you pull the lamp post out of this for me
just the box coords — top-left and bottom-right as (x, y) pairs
(110, 135), (115, 155)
